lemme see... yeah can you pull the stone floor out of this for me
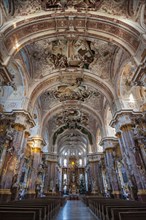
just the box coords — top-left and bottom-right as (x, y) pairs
(54, 200), (98, 220)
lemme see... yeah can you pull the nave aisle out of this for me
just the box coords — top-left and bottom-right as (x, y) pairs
(55, 200), (98, 220)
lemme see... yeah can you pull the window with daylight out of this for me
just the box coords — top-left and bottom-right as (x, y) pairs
(64, 158), (67, 167)
(79, 159), (82, 166)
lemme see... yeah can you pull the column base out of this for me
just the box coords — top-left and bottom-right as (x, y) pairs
(25, 191), (36, 199)
(44, 191), (57, 196)
(112, 191), (121, 198)
(0, 189), (11, 202)
(138, 189), (146, 202)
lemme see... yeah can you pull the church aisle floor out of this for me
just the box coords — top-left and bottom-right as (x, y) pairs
(54, 200), (98, 220)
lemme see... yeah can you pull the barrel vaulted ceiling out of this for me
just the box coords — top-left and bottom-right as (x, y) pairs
(0, 0), (145, 155)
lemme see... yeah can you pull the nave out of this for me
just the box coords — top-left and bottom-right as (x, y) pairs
(55, 200), (97, 220)
(0, 1), (146, 219)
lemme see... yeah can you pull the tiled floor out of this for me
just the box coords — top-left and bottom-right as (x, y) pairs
(54, 200), (98, 220)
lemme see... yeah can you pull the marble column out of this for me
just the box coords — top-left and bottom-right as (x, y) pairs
(96, 160), (105, 196)
(26, 136), (44, 198)
(89, 161), (99, 194)
(101, 138), (120, 198)
(100, 156), (108, 195)
(0, 140), (9, 175)
(43, 156), (58, 195)
(111, 110), (146, 201)
(133, 114), (146, 169)
(0, 123), (26, 201)
(43, 159), (50, 195)
(0, 110), (35, 201)
(50, 161), (58, 193)
(121, 124), (146, 201)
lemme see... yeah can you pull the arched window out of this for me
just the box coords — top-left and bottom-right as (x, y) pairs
(79, 159), (82, 166)
(105, 106), (115, 137)
(64, 159), (67, 167)
(3, 0), (14, 16)
(96, 128), (103, 152)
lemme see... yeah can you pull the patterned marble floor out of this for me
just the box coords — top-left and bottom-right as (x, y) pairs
(54, 200), (98, 220)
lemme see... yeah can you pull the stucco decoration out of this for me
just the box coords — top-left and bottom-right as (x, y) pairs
(85, 91), (103, 111)
(30, 39), (117, 78)
(55, 109), (89, 127)
(89, 40), (117, 79)
(43, 0), (128, 16)
(44, 0), (103, 10)
(1, 62), (25, 111)
(51, 78), (100, 101)
(12, 0), (142, 19)
(31, 39), (97, 77)
(14, 0), (41, 16)
(40, 91), (60, 111)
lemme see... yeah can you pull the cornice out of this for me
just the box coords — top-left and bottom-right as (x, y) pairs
(5, 109), (36, 128)
(100, 137), (118, 146)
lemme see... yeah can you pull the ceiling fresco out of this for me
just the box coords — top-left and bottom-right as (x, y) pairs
(13, 0), (133, 17)
(29, 38), (117, 79)
(55, 108), (89, 127)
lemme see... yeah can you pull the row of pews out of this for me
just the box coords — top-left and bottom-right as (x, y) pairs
(0, 196), (66, 220)
(81, 196), (146, 220)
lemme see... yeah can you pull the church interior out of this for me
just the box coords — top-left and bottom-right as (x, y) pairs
(0, 0), (146, 219)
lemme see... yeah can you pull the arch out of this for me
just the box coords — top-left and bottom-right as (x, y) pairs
(0, 13), (143, 66)
(25, 70), (117, 115)
(52, 123), (93, 146)
(41, 102), (104, 133)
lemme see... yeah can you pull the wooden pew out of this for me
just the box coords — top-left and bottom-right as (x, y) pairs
(119, 211), (146, 220)
(0, 210), (36, 220)
(0, 203), (47, 220)
(12, 197), (60, 218)
(102, 202), (146, 220)
(111, 207), (146, 220)
(85, 196), (146, 220)
(0, 207), (42, 220)
(0, 196), (64, 220)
